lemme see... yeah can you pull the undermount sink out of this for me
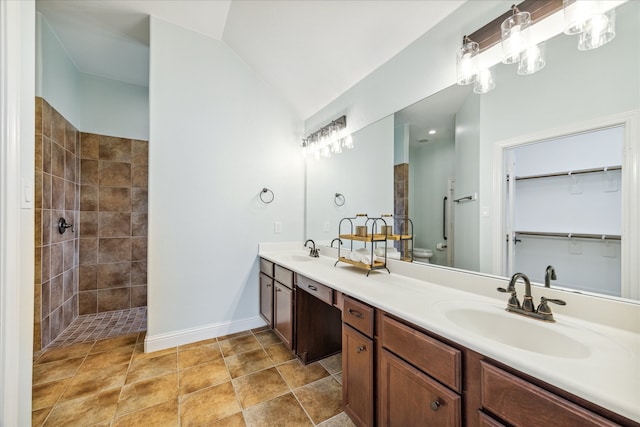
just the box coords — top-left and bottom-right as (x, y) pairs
(282, 254), (317, 263)
(444, 307), (591, 359)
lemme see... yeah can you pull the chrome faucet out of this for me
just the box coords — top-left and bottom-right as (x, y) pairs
(304, 239), (319, 257)
(498, 272), (566, 322)
(544, 265), (557, 288)
(331, 238), (343, 248)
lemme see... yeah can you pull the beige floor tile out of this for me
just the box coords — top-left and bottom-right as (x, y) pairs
(32, 378), (70, 411)
(207, 412), (246, 426)
(112, 398), (179, 427)
(35, 342), (94, 365)
(31, 407), (51, 427)
(333, 372), (343, 385)
(251, 325), (270, 333)
(253, 330), (282, 347)
(116, 372), (178, 417)
(225, 348), (274, 378)
(178, 337), (218, 350)
(178, 342), (222, 370)
(126, 352), (177, 384)
(59, 362), (128, 403)
(217, 330), (251, 341)
(294, 376), (342, 424)
(233, 367), (289, 408)
(32, 356), (85, 385)
(179, 358), (230, 396)
(80, 346), (134, 372)
(131, 344), (176, 361)
(319, 352), (342, 374)
(43, 388), (120, 427)
(91, 333), (139, 353)
(264, 343), (296, 364)
(317, 412), (357, 427)
(219, 334), (261, 357)
(180, 381), (241, 427)
(276, 359), (329, 389)
(243, 393), (313, 427)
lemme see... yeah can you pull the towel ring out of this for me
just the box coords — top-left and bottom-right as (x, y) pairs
(334, 193), (345, 207)
(260, 188), (275, 204)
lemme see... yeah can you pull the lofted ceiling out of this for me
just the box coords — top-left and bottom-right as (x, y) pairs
(36, 0), (465, 119)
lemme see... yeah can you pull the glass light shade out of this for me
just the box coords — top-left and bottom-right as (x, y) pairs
(456, 40), (479, 85)
(501, 11), (531, 64)
(578, 9), (615, 50)
(518, 43), (546, 75)
(473, 68), (496, 94)
(343, 135), (354, 149)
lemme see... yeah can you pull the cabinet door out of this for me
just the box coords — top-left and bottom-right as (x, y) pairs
(379, 349), (461, 427)
(273, 282), (293, 349)
(343, 324), (374, 427)
(259, 273), (273, 327)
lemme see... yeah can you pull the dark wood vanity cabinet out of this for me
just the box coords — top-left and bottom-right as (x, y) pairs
(342, 296), (376, 427)
(379, 314), (462, 427)
(259, 259), (275, 327)
(273, 265), (294, 350)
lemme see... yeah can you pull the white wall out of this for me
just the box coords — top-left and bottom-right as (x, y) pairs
(78, 73), (149, 140)
(147, 17), (304, 348)
(36, 13), (149, 140)
(0, 0), (35, 424)
(306, 115), (394, 242)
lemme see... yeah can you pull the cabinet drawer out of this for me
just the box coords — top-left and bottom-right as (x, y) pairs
(343, 296), (374, 338)
(478, 411), (506, 427)
(481, 362), (618, 427)
(379, 349), (461, 427)
(260, 258), (274, 278)
(381, 315), (461, 392)
(297, 275), (333, 305)
(274, 264), (293, 289)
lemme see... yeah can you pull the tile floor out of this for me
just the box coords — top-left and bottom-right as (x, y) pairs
(32, 326), (356, 427)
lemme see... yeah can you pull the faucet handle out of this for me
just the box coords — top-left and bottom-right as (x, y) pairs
(536, 296), (566, 315)
(497, 287), (520, 309)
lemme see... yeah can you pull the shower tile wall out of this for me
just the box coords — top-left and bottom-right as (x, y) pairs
(394, 163), (409, 253)
(78, 133), (148, 315)
(34, 97), (80, 350)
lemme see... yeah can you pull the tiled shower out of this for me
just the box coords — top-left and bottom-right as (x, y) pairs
(34, 97), (148, 350)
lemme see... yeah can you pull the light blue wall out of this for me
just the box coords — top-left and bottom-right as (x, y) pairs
(147, 17), (303, 342)
(36, 13), (149, 139)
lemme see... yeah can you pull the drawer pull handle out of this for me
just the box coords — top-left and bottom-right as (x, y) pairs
(430, 400), (441, 411)
(276, 288), (281, 292)
(308, 285), (318, 291)
(348, 308), (364, 319)
(266, 284), (271, 287)
(356, 345), (366, 353)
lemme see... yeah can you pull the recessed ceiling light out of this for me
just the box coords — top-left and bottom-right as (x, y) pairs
(428, 129), (437, 135)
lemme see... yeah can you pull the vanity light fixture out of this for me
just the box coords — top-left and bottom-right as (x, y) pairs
(302, 115), (351, 160)
(518, 42), (546, 75)
(473, 68), (496, 94)
(456, 36), (479, 85)
(501, 5), (531, 64)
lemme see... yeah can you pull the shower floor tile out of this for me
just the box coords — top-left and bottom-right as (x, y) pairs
(46, 307), (147, 349)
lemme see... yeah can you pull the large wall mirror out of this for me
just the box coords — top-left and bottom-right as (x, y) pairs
(306, 0), (639, 302)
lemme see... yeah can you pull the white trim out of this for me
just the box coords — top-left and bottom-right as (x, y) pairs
(492, 110), (640, 299)
(144, 316), (267, 352)
(1, 1), (23, 424)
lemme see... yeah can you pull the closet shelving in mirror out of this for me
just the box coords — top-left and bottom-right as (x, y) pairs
(334, 214), (414, 275)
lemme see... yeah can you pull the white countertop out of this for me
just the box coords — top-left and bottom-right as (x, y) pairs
(259, 244), (640, 423)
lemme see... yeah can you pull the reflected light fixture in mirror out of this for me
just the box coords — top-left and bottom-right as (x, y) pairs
(563, 0), (616, 51)
(518, 42), (546, 75)
(456, 36), (479, 85)
(473, 68), (496, 94)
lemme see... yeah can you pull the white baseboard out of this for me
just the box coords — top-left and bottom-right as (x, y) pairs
(144, 316), (267, 353)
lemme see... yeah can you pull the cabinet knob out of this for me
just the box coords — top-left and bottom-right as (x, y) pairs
(276, 288), (281, 292)
(356, 345), (366, 353)
(308, 285), (317, 291)
(430, 400), (441, 411)
(348, 308), (364, 319)
(266, 284), (271, 287)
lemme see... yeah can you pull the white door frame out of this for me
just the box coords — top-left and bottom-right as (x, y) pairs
(491, 110), (640, 299)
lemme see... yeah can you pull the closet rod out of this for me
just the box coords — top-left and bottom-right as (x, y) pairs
(512, 165), (621, 181)
(515, 231), (621, 241)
